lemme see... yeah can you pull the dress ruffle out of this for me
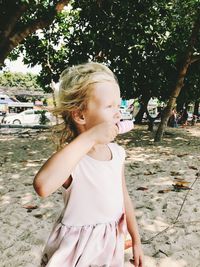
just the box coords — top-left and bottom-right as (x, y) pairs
(41, 214), (127, 267)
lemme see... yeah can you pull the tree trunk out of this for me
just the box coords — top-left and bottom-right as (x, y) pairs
(50, 80), (57, 108)
(134, 95), (150, 124)
(154, 13), (200, 142)
(154, 106), (171, 141)
(194, 101), (199, 115)
(50, 80), (59, 125)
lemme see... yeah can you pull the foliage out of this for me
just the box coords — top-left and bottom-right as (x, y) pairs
(177, 61), (200, 108)
(18, 6), (79, 92)
(0, 71), (42, 90)
(16, 0), (200, 104)
(1, 0), (200, 105)
(67, 0), (200, 101)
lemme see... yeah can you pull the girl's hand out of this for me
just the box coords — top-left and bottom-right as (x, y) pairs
(130, 243), (144, 267)
(89, 122), (119, 144)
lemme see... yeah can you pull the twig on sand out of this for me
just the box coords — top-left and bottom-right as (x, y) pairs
(142, 171), (200, 244)
(153, 249), (169, 257)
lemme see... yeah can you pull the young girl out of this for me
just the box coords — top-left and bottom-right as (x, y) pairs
(33, 62), (144, 267)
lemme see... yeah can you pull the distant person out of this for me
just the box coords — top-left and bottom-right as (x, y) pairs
(129, 101), (135, 116)
(33, 62), (144, 267)
(180, 108), (188, 126)
(43, 98), (48, 106)
(168, 108), (178, 128)
(191, 114), (198, 126)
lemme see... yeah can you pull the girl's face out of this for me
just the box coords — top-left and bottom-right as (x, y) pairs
(83, 80), (121, 130)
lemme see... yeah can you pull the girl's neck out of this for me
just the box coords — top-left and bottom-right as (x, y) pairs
(89, 143), (106, 152)
(87, 143), (112, 161)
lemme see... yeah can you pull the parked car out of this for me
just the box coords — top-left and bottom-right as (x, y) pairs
(120, 106), (133, 120)
(2, 109), (53, 125)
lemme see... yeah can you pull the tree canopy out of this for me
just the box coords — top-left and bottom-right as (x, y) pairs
(68, 0), (200, 101)
(12, 0), (200, 105)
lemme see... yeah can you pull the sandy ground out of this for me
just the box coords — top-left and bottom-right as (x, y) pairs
(0, 124), (200, 267)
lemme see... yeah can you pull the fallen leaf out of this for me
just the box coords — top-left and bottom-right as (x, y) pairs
(189, 166), (198, 170)
(23, 204), (38, 210)
(144, 171), (155, 175)
(170, 171), (180, 176)
(172, 184), (191, 191)
(136, 187), (148, 191)
(158, 189), (171, 194)
(34, 214), (43, 219)
(177, 153), (188, 158)
(173, 181), (190, 186)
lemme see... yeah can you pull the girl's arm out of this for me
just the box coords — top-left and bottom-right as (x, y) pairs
(33, 130), (95, 197)
(33, 122), (118, 198)
(122, 164), (144, 267)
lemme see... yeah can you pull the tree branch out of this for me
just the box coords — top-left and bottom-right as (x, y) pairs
(0, 3), (28, 39)
(0, 3), (28, 50)
(0, 0), (70, 65)
(184, 12), (200, 66)
(10, 0), (70, 46)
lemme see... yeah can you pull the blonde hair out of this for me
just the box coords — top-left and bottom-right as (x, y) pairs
(52, 62), (118, 147)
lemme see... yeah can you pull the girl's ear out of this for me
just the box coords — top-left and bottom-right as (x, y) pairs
(71, 110), (86, 125)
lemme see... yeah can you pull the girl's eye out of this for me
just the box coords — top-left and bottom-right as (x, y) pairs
(106, 105), (112, 108)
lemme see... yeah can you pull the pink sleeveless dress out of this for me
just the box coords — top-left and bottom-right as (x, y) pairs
(41, 143), (127, 267)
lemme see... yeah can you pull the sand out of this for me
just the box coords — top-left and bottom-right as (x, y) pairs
(0, 124), (200, 267)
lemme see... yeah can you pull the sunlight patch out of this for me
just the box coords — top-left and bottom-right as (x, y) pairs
(142, 218), (170, 232)
(12, 173), (20, 179)
(0, 195), (11, 205)
(159, 257), (187, 267)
